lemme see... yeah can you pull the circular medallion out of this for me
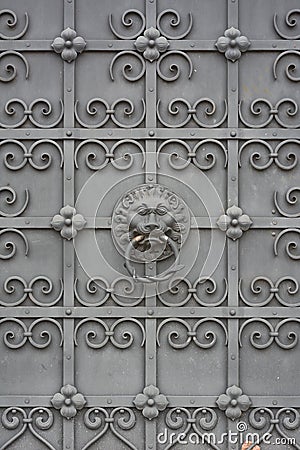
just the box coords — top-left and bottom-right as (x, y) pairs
(111, 184), (190, 262)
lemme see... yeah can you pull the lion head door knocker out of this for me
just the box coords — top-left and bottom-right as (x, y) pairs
(111, 184), (191, 283)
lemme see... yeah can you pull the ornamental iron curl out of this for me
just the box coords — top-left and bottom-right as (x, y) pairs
(239, 276), (300, 307)
(157, 139), (227, 170)
(157, 99), (227, 128)
(0, 98), (64, 128)
(249, 407), (300, 449)
(157, 277), (228, 307)
(0, 276), (63, 307)
(239, 139), (300, 171)
(0, 228), (28, 259)
(0, 186), (29, 217)
(0, 10), (29, 40)
(0, 318), (63, 349)
(0, 139), (64, 170)
(0, 50), (29, 82)
(274, 187), (300, 218)
(74, 318), (145, 349)
(164, 407), (219, 450)
(1, 407), (55, 450)
(82, 407), (137, 450)
(157, 318), (228, 349)
(273, 50), (300, 82)
(239, 98), (300, 129)
(239, 318), (300, 349)
(74, 276), (145, 307)
(74, 139), (145, 171)
(274, 9), (300, 40)
(274, 229), (300, 260)
(75, 98), (145, 128)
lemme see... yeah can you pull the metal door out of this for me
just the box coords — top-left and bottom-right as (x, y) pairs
(1, 0), (300, 449)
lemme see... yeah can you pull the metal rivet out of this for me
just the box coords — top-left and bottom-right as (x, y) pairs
(67, 0), (72, 2)
(24, 399), (30, 404)
(26, 131), (30, 136)
(149, 88), (154, 92)
(25, 309), (30, 314)
(190, 400), (195, 404)
(230, 131), (237, 137)
(272, 132), (277, 137)
(272, 400), (278, 405)
(190, 131), (195, 136)
(231, 355), (236, 360)
(231, 176), (236, 181)
(108, 43), (113, 48)
(66, 176), (71, 180)
(272, 220), (277, 225)
(66, 355), (71, 360)
(231, 88), (236, 92)
(190, 309), (195, 314)
(67, 88), (72, 92)
(66, 130), (72, 136)
(272, 210), (276, 214)
(148, 265), (153, 270)
(273, 311), (278, 315)
(148, 175), (153, 181)
(148, 309), (154, 315)
(108, 131), (113, 136)
(66, 446), (71, 449)
(190, 43), (195, 47)
(25, 220), (30, 224)
(272, 43), (277, 48)
(272, 232), (276, 236)
(26, 42), (31, 47)
(148, 130), (155, 136)
(65, 309), (72, 315)
(230, 309), (236, 316)
(231, 265), (236, 271)
(67, 263), (71, 268)
(108, 310), (112, 314)
(149, 355), (154, 359)
(148, 446), (153, 449)
(107, 399), (112, 404)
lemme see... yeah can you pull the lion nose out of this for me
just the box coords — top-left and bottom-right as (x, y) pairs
(144, 222), (160, 231)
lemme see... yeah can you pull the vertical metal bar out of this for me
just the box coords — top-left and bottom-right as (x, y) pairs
(144, 1), (158, 449)
(227, 1), (240, 449)
(63, 0), (75, 449)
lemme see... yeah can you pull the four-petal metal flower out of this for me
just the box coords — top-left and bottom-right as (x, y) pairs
(51, 384), (86, 419)
(51, 205), (86, 240)
(52, 27), (86, 63)
(217, 205), (252, 241)
(133, 385), (168, 420)
(215, 27), (250, 62)
(134, 27), (169, 62)
(216, 385), (252, 420)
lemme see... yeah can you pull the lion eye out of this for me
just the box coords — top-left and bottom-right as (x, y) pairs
(155, 206), (168, 215)
(136, 205), (149, 216)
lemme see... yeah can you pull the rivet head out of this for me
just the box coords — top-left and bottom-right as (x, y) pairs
(231, 265), (236, 271)
(272, 220), (277, 225)
(190, 400), (195, 404)
(272, 400), (278, 405)
(272, 43), (277, 48)
(108, 43), (113, 48)
(272, 232), (276, 237)
(65, 309), (72, 315)
(231, 176), (236, 181)
(66, 176), (71, 180)
(231, 87), (236, 92)
(26, 131), (30, 136)
(25, 220), (30, 224)
(148, 130), (155, 136)
(272, 210), (276, 214)
(66, 355), (71, 360)
(149, 88), (154, 92)
(24, 399), (30, 404)
(230, 309), (236, 316)
(148, 176), (153, 181)
(108, 131), (113, 136)
(190, 309), (195, 314)
(148, 309), (154, 315)
(273, 132), (277, 137)
(230, 130), (237, 137)
(190, 131), (195, 136)
(231, 355), (236, 360)
(190, 42), (195, 47)
(26, 42), (31, 47)
(149, 355), (154, 359)
(67, 88), (72, 92)
(66, 130), (72, 136)
(107, 399), (112, 404)
(25, 309), (30, 314)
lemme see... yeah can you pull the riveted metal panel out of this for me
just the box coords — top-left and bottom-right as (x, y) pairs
(0, 1), (300, 449)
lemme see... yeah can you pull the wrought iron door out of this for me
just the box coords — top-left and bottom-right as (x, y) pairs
(1, 0), (300, 449)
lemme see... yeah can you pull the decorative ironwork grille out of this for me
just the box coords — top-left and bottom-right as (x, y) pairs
(0, 0), (300, 449)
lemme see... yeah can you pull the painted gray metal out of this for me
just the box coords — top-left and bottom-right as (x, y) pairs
(0, 0), (300, 449)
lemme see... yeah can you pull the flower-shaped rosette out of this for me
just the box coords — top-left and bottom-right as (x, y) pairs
(51, 205), (86, 240)
(51, 384), (86, 419)
(215, 27), (250, 62)
(52, 27), (86, 63)
(134, 27), (169, 62)
(216, 385), (252, 420)
(133, 385), (168, 420)
(217, 205), (252, 241)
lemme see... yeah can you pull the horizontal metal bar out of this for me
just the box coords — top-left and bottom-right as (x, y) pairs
(0, 395), (298, 408)
(1, 39), (299, 52)
(0, 307), (298, 318)
(0, 128), (300, 140)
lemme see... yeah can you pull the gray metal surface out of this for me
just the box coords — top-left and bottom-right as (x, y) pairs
(0, 0), (300, 449)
